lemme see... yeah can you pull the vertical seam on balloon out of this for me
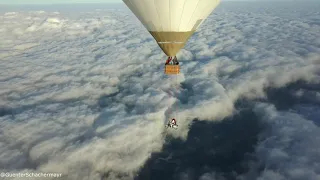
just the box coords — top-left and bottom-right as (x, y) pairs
(154, 0), (163, 32)
(169, 0), (171, 31)
(186, 0), (201, 30)
(140, 0), (150, 30)
(178, 0), (188, 32)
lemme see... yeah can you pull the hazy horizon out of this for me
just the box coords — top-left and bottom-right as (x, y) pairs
(0, 0), (312, 5)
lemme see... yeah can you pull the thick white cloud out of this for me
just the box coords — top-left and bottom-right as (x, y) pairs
(0, 1), (320, 180)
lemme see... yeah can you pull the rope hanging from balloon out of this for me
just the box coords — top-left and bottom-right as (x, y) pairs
(175, 71), (178, 123)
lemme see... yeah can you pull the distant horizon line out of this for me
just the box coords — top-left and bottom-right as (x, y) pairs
(1, 3), (123, 5)
(0, 0), (317, 6)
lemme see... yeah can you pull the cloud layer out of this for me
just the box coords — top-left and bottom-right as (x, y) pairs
(0, 2), (320, 180)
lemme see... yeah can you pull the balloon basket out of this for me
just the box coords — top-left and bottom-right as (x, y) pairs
(165, 65), (180, 75)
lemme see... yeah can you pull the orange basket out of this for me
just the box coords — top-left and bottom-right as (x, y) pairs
(165, 65), (180, 75)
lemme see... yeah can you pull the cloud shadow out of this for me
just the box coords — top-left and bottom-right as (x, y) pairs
(134, 101), (263, 180)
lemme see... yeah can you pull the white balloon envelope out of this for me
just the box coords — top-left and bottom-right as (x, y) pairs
(123, 0), (220, 57)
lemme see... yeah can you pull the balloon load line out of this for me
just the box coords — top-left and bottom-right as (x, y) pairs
(122, 0), (221, 129)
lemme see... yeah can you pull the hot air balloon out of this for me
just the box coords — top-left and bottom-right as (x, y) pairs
(122, 0), (220, 74)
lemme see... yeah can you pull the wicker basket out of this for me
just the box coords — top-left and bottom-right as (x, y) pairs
(165, 65), (180, 75)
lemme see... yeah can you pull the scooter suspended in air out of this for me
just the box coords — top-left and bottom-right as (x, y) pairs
(166, 118), (178, 129)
